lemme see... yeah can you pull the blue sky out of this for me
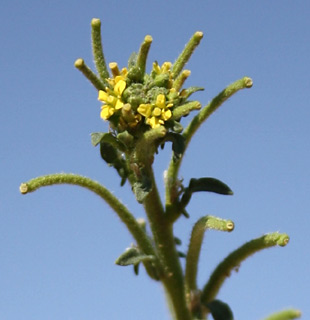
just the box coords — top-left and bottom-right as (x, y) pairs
(1, 1), (309, 319)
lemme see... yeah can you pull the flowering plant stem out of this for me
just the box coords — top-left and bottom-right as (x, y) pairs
(20, 18), (301, 320)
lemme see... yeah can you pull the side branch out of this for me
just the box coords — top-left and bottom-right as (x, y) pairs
(183, 76), (253, 145)
(263, 309), (301, 320)
(20, 173), (156, 259)
(185, 215), (234, 293)
(200, 232), (289, 305)
(165, 77), (252, 207)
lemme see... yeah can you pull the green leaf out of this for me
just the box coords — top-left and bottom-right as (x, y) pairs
(91, 132), (106, 146)
(115, 247), (155, 266)
(188, 177), (233, 195)
(133, 179), (152, 203)
(100, 142), (118, 165)
(164, 132), (186, 161)
(128, 52), (138, 68)
(91, 132), (126, 151)
(206, 300), (234, 320)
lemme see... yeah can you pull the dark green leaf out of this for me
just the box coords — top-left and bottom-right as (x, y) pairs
(100, 142), (118, 165)
(132, 179), (152, 203)
(188, 177), (233, 195)
(165, 133), (186, 161)
(115, 247), (155, 266)
(206, 300), (234, 320)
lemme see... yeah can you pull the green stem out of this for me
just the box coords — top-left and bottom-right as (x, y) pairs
(200, 232), (289, 305)
(141, 168), (191, 320)
(172, 31), (203, 79)
(183, 77), (253, 144)
(19, 173), (156, 264)
(136, 35), (153, 81)
(263, 309), (301, 320)
(74, 58), (105, 90)
(185, 216), (234, 294)
(91, 18), (110, 81)
(165, 77), (253, 207)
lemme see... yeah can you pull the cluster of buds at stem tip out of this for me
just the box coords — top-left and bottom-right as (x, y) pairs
(75, 18), (204, 140)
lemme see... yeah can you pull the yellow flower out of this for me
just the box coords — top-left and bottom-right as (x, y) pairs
(98, 77), (127, 120)
(137, 94), (173, 129)
(152, 61), (172, 75)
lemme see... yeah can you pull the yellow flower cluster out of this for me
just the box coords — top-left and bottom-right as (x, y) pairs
(98, 64), (128, 120)
(98, 62), (175, 129)
(137, 94), (173, 128)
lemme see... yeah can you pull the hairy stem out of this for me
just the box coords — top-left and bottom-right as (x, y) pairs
(165, 77), (252, 207)
(172, 31), (203, 79)
(142, 167), (191, 320)
(263, 309), (301, 320)
(185, 216), (234, 294)
(20, 173), (156, 267)
(74, 58), (105, 90)
(200, 232), (289, 305)
(91, 18), (110, 81)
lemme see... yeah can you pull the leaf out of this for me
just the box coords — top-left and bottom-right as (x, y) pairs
(115, 247), (155, 266)
(91, 132), (106, 146)
(100, 142), (118, 165)
(165, 132), (186, 161)
(188, 177), (233, 195)
(91, 132), (126, 151)
(132, 179), (152, 203)
(206, 300), (234, 320)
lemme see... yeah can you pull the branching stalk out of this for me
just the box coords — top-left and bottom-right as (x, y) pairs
(165, 77), (253, 207)
(185, 216), (234, 294)
(172, 31), (203, 78)
(20, 173), (156, 265)
(200, 232), (289, 305)
(263, 309), (302, 320)
(91, 18), (110, 81)
(74, 58), (105, 90)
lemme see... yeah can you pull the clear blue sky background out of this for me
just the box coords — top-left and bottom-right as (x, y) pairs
(1, 1), (309, 319)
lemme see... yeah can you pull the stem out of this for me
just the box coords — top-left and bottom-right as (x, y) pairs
(183, 77), (253, 144)
(91, 18), (110, 81)
(185, 216), (234, 293)
(173, 70), (191, 91)
(200, 232), (289, 305)
(165, 77), (253, 207)
(136, 35), (153, 80)
(141, 167), (191, 320)
(263, 309), (301, 320)
(172, 31), (203, 79)
(74, 58), (105, 90)
(19, 173), (156, 264)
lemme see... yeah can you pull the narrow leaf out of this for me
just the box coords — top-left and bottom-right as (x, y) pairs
(115, 247), (155, 266)
(188, 177), (233, 195)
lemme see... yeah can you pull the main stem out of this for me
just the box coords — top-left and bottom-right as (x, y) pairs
(143, 168), (191, 320)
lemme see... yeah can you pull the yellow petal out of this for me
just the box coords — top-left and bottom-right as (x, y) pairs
(100, 105), (114, 120)
(115, 99), (124, 110)
(137, 104), (152, 118)
(98, 90), (109, 102)
(148, 116), (161, 128)
(114, 79), (126, 96)
(152, 107), (161, 117)
(161, 109), (172, 121)
(156, 94), (166, 108)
